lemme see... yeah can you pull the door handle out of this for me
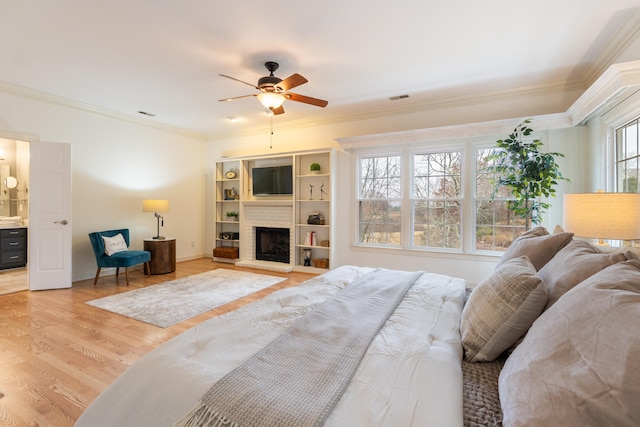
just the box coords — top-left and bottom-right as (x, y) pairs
(54, 220), (68, 225)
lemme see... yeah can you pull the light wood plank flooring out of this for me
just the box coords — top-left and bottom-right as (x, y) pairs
(0, 268), (28, 296)
(0, 258), (316, 427)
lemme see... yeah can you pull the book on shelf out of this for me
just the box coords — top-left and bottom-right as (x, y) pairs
(304, 231), (317, 246)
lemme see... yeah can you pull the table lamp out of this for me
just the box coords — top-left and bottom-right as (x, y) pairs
(563, 192), (640, 245)
(143, 199), (169, 240)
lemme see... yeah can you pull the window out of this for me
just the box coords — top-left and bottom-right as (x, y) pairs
(615, 116), (639, 193)
(412, 151), (462, 249)
(356, 144), (523, 253)
(358, 155), (402, 245)
(475, 148), (525, 251)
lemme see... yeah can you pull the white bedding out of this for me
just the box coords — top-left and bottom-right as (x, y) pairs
(76, 266), (467, 427)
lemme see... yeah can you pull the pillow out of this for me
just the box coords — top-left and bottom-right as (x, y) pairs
(496, 226), (573, 271)
(539, 239), (629, 309)
(102, 233), (128, 256)
(499, 260), (640, 427)
(461, 256), (547, 362)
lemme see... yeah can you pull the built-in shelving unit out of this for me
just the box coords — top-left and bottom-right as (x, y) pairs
(213, 160), (240, 263)
(213, 149), (335, 273)
(294, 151), (332, 273)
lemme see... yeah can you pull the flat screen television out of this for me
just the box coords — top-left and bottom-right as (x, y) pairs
(252, 165), (293, 195)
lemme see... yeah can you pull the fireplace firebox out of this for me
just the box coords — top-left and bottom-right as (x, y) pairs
(255, 227), (290, 264)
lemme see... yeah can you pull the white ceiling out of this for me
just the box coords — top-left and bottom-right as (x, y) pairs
(1, 0), (639, 137)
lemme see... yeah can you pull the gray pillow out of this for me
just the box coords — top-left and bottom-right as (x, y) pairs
(499, 260), (640, 427)
(538, 239), (629, 309)
(496, 226), (573, 271)
(461, 256), (547, 362)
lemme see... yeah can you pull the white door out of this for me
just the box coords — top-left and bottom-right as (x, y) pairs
(29, 141), (72, 290)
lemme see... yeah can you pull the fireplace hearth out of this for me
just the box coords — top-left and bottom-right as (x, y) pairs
(255, 227), (290, 264)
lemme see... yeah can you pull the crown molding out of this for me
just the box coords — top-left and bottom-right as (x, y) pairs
(336, 113), (572, 148)
(206, 77), (585, 141)
(582, 7), (640, 87)
(567, 60), (640, 125)
(0, 81), (207, 141)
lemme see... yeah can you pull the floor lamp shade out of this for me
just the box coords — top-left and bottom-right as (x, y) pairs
(563, 193), (640, 240)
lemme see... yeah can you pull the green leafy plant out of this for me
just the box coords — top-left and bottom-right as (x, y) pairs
(310, 162), (321, 172)
(225, 211), (238, 219)
(488, 119), (568, 229)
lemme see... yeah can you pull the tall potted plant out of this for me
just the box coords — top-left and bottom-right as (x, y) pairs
(489, 119), (568, 230)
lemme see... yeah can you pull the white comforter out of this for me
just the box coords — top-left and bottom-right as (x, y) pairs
(76, 266), (466, 427)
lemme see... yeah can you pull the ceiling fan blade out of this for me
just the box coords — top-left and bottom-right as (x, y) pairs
(275, 73), (308, 92)
(270, 105), (285, 115)
(285, 92), (328, 107)
(219, 74), (259, 90)
(218, 94), (256, 102)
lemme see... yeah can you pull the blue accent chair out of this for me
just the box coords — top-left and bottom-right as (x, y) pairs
(88, 229), (151, 286)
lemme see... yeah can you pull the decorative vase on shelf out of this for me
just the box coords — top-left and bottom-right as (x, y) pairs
(310, 163), (321, 175)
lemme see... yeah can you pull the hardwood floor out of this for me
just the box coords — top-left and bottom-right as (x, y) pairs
(0, 258), (316, 427)
(0, 268), (28, 296)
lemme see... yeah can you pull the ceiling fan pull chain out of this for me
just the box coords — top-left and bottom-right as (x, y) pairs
(270, 114), (274, 149)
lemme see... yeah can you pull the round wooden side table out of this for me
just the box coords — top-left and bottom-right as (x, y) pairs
(143, 238), (176, 275)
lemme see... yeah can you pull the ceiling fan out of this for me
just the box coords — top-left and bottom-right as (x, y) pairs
(219, 61), (328, 115)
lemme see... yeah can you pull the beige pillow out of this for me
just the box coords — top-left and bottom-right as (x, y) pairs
(496, 226), (573, 271)
(539, 239), (629, 309)
(499, 260), (640, 426)
(102, 233), (128, 256)
(461, 256), (547, 362)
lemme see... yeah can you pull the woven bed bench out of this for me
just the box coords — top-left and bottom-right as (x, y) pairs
(462, 288), (504, 427)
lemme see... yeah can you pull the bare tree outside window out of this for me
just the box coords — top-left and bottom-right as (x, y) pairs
(358, 155), (402, 245)
(412, 151), (462, 249)
(476, 148), (526, 251)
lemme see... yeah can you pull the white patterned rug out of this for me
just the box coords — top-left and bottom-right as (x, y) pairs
(85, 269), (285, 328)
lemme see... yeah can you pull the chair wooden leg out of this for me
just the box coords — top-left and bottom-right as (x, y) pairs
(93, 267), (102, 286)
(115, 267), (120, 283)
(125, 267), (130, 286)
(144, 262), (151, 277)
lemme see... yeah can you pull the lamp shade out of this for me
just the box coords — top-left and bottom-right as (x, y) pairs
(563, 193), (640, 240)
(257, 92), (285, 109)
(142, 199), (169, 213)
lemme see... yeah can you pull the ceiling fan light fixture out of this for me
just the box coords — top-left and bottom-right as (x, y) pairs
(257, 92), (285, 109)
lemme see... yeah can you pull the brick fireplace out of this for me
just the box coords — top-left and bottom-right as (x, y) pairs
(236, 202), (293, 272)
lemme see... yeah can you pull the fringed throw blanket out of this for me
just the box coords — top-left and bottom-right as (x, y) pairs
(174, 268), (423, 427)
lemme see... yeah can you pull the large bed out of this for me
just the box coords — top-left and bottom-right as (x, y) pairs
(76, 265), (467, 426)
(76, 227), (640, 427)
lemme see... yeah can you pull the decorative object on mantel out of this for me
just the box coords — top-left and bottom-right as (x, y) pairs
(226, 211), (239, 221)
(563, 191), (640, 245)
(307, 212), (325, 225)
(224, 187), (239, 200)
(313, 258), (329, 268)
(488, 119), (568, 230)
(310, 162), (321, 174)
(143, 199), (169, 240)
(303, 248), (312, 266)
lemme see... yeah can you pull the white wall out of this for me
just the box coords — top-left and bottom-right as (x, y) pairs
(0, 90), (208, 282)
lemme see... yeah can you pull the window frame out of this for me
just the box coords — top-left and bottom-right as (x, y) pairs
(354, 139), (517, 255)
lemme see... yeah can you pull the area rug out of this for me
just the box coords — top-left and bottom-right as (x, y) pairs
(85, 269), (285, 328)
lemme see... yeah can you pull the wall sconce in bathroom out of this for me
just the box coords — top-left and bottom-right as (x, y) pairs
(4, 176), (18, 189)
